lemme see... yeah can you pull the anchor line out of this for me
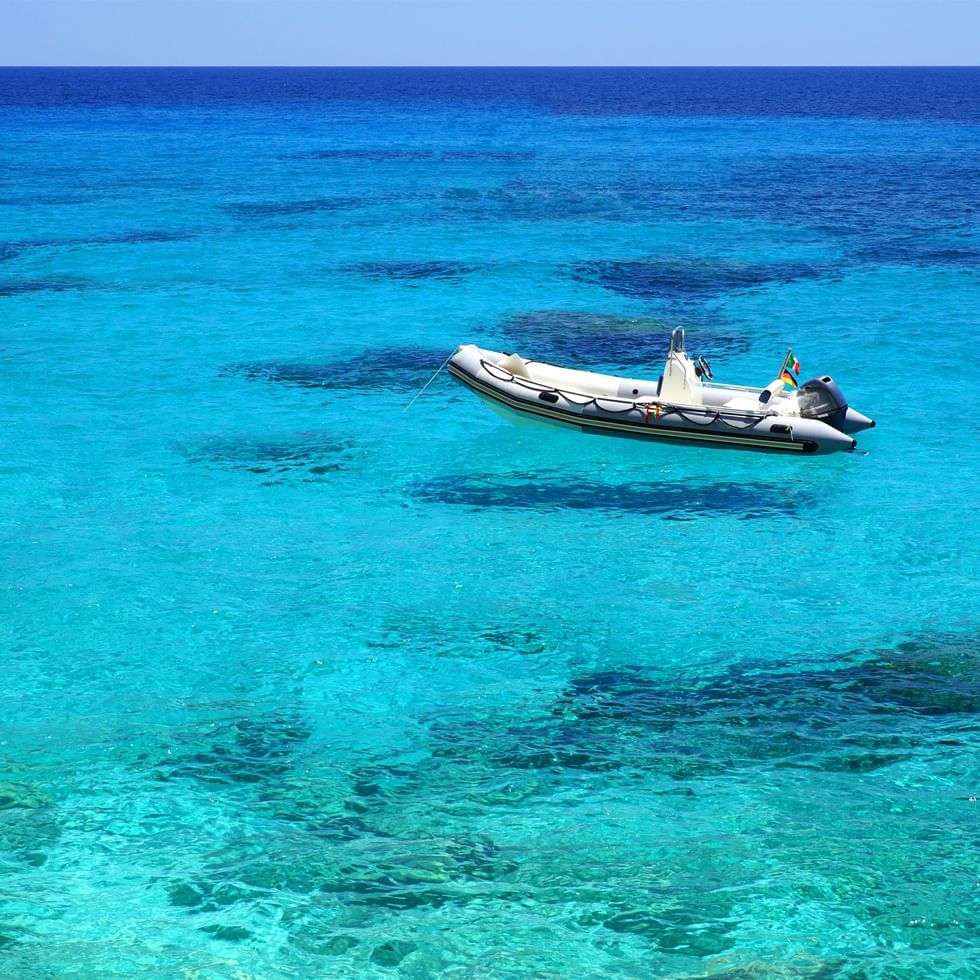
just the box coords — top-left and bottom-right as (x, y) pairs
(403, 349), (456, 412)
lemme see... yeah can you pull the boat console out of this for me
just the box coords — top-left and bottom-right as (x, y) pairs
(659, 328), (704, 406)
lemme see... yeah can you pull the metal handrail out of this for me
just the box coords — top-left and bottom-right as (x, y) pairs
(480, 358), (781, 420)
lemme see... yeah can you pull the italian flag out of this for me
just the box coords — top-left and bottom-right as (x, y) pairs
(781, 351), (801, 388)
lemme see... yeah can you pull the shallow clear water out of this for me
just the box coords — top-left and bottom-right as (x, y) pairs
(1, 69), (978, 977)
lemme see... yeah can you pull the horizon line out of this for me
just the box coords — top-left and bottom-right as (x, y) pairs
(2, 64), (978, 70)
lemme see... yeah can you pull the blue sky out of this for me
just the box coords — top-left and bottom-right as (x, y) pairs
(5, 0), (979, 66)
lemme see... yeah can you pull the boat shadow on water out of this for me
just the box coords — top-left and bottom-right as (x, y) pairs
(408, 473), (810, 521)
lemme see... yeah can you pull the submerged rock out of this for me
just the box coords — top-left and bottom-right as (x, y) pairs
(370, 940), (417, 967)
(150, 711), (312, 786)
(200, 923), (252, 942)
(0, 782), (59, 867)
(0, 781), (52, 810)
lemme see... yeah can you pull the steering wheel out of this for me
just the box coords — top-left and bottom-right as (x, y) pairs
(696, 355), (713, 380)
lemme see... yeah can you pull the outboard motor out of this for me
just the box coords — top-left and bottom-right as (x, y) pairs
(796, 376), (848, 431)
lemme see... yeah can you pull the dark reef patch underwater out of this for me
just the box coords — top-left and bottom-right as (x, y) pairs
(0, 275), (94, 296)
(120, 632), (978, 971)
(545, 635), (980, 777)
(489, 310), (750, 365)
(439, 179), (643, 222)
(345, 259), (476, 283)
(182, 432), (356, 483)
(147, 711), (312, 787)
(0, 782), (59, 870)
(569, 257), (829, 300)
(223, 345), (449, 391)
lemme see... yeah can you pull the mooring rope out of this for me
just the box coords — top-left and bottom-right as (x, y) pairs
(403, 349), (456, 412)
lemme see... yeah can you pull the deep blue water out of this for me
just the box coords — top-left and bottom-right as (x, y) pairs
(3, 67), (980, 122)
(1, 68), (978, 976)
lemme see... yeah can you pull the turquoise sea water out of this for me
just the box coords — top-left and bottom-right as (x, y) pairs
(1, 69), (978, 976)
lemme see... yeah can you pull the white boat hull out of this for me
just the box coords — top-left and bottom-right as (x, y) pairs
(449, 344), (867, 456)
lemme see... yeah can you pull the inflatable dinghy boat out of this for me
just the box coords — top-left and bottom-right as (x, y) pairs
(448, 328), (874, 456)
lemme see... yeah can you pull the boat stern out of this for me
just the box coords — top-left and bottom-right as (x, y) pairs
(797, 375), (875, 436)
(842, 407), (876, 433)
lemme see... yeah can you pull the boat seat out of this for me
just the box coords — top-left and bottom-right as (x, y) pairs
(496, 353), (533, 380)
(724, 379), (786, 412)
